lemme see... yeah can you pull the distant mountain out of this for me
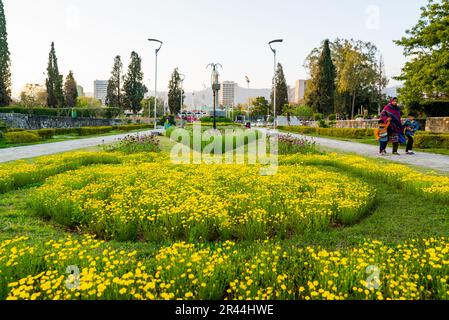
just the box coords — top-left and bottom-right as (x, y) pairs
(146, 83), (300, 108)
(383, 85), (404, 98)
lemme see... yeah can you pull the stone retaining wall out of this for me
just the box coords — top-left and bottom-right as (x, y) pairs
(0, 113), (126, 130)
(426, 117), (449, 133)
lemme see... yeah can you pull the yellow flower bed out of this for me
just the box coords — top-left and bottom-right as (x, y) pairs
(281, 153), (449, 202)
(29, 162), (374, 242)
(0, 151), (163, 194)
(2, 235), (449, 300)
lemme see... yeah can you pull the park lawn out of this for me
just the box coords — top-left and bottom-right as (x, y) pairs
(0, 127), (157, 149)
(278, 129), (449, 156)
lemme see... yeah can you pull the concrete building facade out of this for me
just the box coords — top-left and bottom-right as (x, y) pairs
(94, 80), (108, 105)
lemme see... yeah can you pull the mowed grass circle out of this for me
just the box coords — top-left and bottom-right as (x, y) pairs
(29, 162), (375, 242)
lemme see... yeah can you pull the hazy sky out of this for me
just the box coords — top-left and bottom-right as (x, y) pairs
(5, 0), (426, 97)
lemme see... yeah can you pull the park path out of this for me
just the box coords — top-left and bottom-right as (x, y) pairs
(262, 129), (449, 173)
(0, 129), (162, 163)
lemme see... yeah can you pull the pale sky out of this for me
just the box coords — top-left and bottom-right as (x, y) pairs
(4, 0), (426, 97)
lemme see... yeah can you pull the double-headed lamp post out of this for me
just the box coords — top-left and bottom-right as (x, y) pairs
(207, 63), (222, 130)
(148, 38), (163, 129)
(268, 39), (283, 129)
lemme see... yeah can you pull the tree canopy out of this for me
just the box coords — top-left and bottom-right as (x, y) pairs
(106, 56), (123, 109)
(168, 68), (185, 115)
(394, 0), (449, 107)
(46, 42), (65, 108)
(0, 0), (11, 106)
(64, 71), (78, 108)
(271, 63), (289, 116)
(305, 38), (387, 118)
(123, 52), (147, 115)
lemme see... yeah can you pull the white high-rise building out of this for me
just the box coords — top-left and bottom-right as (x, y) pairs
(219, 81), (236, 108)
(294, 79), (308, 104)
(94, 80), (108, 105)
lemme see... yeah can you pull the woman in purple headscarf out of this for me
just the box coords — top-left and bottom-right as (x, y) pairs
(380, 97), (403, 155)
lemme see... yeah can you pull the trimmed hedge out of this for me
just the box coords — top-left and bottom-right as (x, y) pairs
(278, 126), (375, 139)
(0, 106), (122, 119)
(35, 129), (56, 140)
(78, 126), (114, 136)
(200, 117), (233, 123)
(415, 133), (449, 149)
(4, 131), (42, 144)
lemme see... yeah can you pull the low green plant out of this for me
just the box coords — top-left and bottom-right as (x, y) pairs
(104, 134), (161, 154)
(4, 131), (42, 144)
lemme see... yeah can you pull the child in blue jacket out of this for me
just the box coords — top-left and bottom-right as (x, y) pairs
(403, 113), (420, 155)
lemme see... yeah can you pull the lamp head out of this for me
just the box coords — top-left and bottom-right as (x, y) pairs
(148, 38), (163, 53)
(268, 39), (284, 53)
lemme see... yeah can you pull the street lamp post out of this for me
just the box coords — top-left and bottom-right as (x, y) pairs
(268, 39), (283, 129)
(179, 73), (185, 116)
(245, 76), (250, 122)
(207, 63), (222, 130)
(148, 38), (163, 129)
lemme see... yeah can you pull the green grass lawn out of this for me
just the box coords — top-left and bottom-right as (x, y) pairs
(279, 130), (449, 156)
(0, 128), (156, 149)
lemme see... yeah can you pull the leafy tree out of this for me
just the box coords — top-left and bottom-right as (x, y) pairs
(305, 40), (336, 115)
(19, 84), (47, 107)
(106, 56), (123, 109)
(394, 0), (449, 107)
(251, 96), (271, 118)
(0, 0), (11, 106)
(64, 71), (78, 108)
(271, 63), (289, 116)
(123, 51), (147, 115)
(76, 96), (102, 108)
(282, 103), (296, 126)
(46, 42), (65, 107)
(142, 97), (165, 117)
(293, 105), (314, 119)
(305, 38), (385, 119)
(168, 68), (185, 115)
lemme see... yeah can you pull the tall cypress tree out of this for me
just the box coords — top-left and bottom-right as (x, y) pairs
(271, 63), (289, 115)
(315, 39), (336, 115)
(0, 0), (11, 106)
(167, 68), (184, 115)
(46, 42), (65, 107)
(123, 51), (147, 115)
(106, 55), (123, 109)
(64, 71), (78, 108)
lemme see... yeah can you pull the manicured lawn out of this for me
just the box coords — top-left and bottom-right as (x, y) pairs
(280, 130), (449, 156)
(0, 128), (156, 149)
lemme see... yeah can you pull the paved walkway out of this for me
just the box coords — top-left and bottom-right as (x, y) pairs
(264, 129), (449, 173)
(0, 130), (162, 163)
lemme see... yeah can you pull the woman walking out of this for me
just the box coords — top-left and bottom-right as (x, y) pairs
(380, 97), (403, 155)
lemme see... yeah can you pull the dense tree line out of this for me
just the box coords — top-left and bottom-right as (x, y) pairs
(305, 38), (388, 119)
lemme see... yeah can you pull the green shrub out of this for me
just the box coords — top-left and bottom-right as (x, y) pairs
(4, 131), (42, 144)
(328, 114), (337, 121)
(0, 106), (122, 119)
(278, 126), (374, 139)
(54, 128), (80, 135)
(415, 133), (449, 149)
(6, 128), (25, 132)
(35, 129), (56, 140)
(200, 117), (232, 123)
(314, 113), (324, 121)
(78, 126), (113, 136)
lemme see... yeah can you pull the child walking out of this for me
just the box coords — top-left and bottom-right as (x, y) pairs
(375, 119), (390, 155)
(403, 113), (420, 155)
